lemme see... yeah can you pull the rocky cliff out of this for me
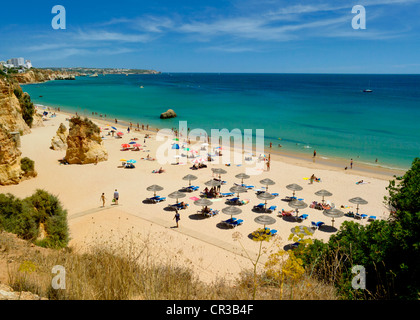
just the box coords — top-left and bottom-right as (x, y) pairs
(64, 117), (108, 164)
(0, 77), (31, 135)
(51, 123), (68, 150)
(0, 125), (23, 185)
(11, 68), (78, 84)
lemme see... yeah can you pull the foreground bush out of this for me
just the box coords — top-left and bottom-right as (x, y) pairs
(300, 157), (420, 300)
(0, 190), (69, 248)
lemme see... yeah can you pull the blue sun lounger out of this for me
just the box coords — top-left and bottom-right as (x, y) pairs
(267, 205), (277, 213)
(230, 219), (243, 227)
(220, 192), (234, 197)
(227, 197), (240, 204)
(311, 221), (325, 229)
(368, 216), (376, 221)
(253, 203), (265, 210)
(297, 214), (308, 221)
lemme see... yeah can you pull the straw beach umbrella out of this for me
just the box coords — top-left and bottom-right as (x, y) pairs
(257, 192), (276, 210)
(205, 179), (222, 188)
(286, 183), (303, 198)
(212, 168), (227, 179)
(323, 208), (344, 228)
(235, 173), (250, 185)
(168, 191), (186, 203)
(229, 185), (247, 198)
(222, 206), (242, 220)
(260, 178), (275, 192)
(348, 197), (368, 214)
(183, 174), (198, 186)
(288, 199), (308, 217)
(254, 215), (276, 229)
(146, 184), (163, 196)
(315, 189), (333, 203)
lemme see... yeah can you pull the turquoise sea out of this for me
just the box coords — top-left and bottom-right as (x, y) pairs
(22, 73), (420, 170)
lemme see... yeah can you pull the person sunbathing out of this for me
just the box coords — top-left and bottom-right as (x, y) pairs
(179, 202), (187, 209)
(281, 209), (295, 215)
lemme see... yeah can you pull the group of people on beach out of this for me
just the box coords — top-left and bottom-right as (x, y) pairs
(100, 189), (119, 207)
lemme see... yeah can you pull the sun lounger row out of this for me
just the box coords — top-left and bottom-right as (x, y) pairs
(169, 203), (189, 210)
(226, 198), (249, 205)
(202, 209), (219, 217)
(221, 217), (244, 228)
(234, 183), (254, 189)
(183, 186), (199, 192)
(253, 203), (277, 213)
(220, 192), (234, 197)
(345, 211), (376, 221)
(147, 196), (166, 203)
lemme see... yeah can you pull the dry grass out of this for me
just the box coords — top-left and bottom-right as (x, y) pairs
(0, 231), (337, 300)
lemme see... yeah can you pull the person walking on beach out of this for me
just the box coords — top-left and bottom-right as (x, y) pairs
(113, 189), (119, 205)
(313, 150), (317, 162)
(173, 210), (180, 228)
(350, 159), (353, 169)
(100, 193), (106, 207)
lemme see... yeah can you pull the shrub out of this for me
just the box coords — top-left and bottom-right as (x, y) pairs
(21, 157), (36, 177)
(0, 190), (69, 249)
(26, 189), (69, 248)
(18, 92), (35, 128)
(0, 193), (38, 240)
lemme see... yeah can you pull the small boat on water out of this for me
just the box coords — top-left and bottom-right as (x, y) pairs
(90, 73), (98, 77)
(363, 89), (373, 93)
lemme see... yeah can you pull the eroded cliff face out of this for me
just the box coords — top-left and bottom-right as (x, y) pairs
(65, 117), (108, 164)
(11, 69), (78, 84)
(0, 125), (23, 185)
(0, 77), (31, 135)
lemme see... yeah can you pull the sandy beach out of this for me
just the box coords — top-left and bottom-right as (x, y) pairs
(0, 108), (398, 284)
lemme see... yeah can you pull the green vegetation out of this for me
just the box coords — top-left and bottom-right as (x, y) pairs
(300, 157), (420, 300)
(0, 190), (69, 249)
(20, 156), (36, 177)
(69, 116), (100, 138)
(13, 85), (35, 128)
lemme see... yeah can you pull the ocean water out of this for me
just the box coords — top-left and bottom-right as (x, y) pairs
(22, 73), (420, 170)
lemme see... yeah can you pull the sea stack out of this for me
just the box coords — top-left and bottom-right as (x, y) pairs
(64, 117), (108, 164)
(160, 109), (177, 119)
(51, 123), (68, 150)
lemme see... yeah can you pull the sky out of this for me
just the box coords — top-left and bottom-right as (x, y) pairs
(1, 0), (420, 73)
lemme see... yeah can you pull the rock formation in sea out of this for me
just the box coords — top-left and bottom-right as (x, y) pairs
(0, 125), (23, 185)
(51, 123), (68, 150)
(64, 117), (108, 164)
(160, 109), (177, 119)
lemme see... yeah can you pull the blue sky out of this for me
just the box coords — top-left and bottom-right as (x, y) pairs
(1, 0), (419, 73)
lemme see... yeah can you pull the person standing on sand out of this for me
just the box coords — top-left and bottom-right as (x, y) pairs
(350, 159), (353, 169)
(95, 155), (98, 165)
(174, 210), (180, 228)
(100, 193), (106, 207)
(113, 189), (119, 205)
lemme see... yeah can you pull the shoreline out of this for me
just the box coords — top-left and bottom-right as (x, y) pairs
(38, 103), (406, 181)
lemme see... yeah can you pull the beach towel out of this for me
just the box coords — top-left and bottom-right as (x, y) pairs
(189, 196), (200, 201)
(211, 198), (222, 202)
